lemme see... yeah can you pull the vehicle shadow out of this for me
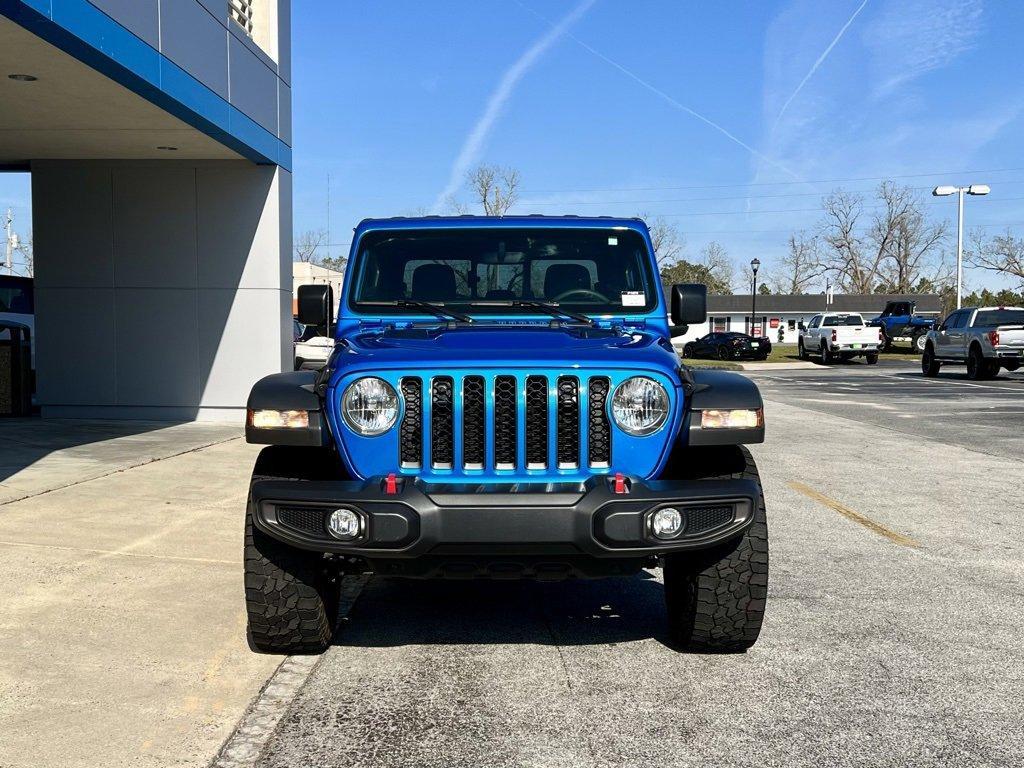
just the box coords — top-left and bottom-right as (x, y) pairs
(334, 571), (673, 649)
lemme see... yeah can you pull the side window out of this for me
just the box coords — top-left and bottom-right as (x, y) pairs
(809, 316), (821, 329)
(948, 311), (966, 329)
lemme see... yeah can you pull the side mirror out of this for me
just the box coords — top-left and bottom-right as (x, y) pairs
(671, 284), (707, 327)
(297, 284), (334, 332)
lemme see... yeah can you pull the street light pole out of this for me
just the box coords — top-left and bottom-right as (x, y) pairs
(933, 184), (989, 309)
(750, 258), (760, 336)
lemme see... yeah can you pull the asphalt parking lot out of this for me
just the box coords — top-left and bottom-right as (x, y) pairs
(224, 362), (1024, 768)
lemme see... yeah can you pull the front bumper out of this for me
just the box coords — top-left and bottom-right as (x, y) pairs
(250, 475), (759, 567)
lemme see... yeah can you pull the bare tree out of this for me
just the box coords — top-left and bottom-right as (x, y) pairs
(701, 241), (735, 291)
(816, 189), (882, 293)
(643, 214), (685, 264)
(966, 228), (1024, 286)
(15, 230), (33, 277)
(467, 165), (520, 216)
(873, 183), (948, 292)
(769, 231), (821, 294)
(294, 229), (327, 263)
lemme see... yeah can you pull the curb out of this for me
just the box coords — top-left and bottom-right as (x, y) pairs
(210, 574), (369, 768)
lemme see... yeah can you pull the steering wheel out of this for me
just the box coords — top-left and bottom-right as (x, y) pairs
(552, 288), (609, 303)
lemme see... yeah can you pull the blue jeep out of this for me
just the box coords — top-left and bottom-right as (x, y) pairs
(869, 300), (938, 353)
(244, 216), (768, 654)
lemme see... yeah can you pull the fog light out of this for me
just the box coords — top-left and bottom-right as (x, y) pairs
(651, 507), (684, 539)
(327, 508), (362, 540)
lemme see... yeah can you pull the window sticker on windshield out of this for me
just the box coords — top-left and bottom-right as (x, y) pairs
(621, 291), (645, 307)
(608, 237), (618, 246)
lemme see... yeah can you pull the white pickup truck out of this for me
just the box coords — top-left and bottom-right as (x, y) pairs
(798, 312), (881, 364)
(922, 306), (1024, 379)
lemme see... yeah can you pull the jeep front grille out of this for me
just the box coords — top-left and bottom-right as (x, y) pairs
(399, 374), (613, 473)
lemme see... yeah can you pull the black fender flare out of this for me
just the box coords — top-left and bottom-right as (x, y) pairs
(246, 371), (332, 447)
(679, 368), (764, 447)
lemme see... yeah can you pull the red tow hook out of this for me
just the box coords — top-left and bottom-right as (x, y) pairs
(384, 472), (399, 495)
(614, 472), (628, 494)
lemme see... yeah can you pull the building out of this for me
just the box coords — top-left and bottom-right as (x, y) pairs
(292, 261), (345, 316)
(0, 0), (292, 421)
(676, 293), (943, 344)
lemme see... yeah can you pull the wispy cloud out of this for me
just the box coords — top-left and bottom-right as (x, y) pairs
(865, 0), (983, 98)
(773, 0), (870, 130)
(431, 0), (597, 212)
(518, 1), (804, 184)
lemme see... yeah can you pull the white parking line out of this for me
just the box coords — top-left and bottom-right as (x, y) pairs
(886, 374), (1022, 393)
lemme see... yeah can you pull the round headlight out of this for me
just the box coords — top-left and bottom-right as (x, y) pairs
(611, 376), (669, 436)
(341, 377), (399, 436)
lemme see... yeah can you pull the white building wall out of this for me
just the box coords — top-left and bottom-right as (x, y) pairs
(31, 160), (291, 421)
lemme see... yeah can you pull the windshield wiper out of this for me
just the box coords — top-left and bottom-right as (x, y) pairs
(510, 300), (597, 327)
(362, 300), (474, 323)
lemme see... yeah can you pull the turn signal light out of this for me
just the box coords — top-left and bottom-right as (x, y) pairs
(701, 409), (764, 429)
(248, 409), (310, 429)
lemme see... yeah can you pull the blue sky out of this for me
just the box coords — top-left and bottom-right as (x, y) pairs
(4, 0), (1024, 291)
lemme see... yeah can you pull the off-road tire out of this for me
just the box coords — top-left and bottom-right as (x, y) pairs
(244, 447), (342, 655)
(1004, 362), (1020, 372)
(921, 345), (940, 377)
(878, 330), (891, 352)
(662, 446), (768, 653)
(912, 331), (927, 353)
(865, 352), (879, 365)
(797, 339), (808, 360)
(983, 360), (1001, 379)
(820, 342), (833, 365)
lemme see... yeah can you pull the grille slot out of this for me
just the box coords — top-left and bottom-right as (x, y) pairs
(462, 376), (485, 469)
(556, 377), (580, 468)
(588, 377), (611, 467)
(494, 376), (517, 469)
(685, 505), (735, 535)
(431, 377), (454, 469)
(399, 377), (422, 468)
(525, 376), (548, 469)
(277, 507), (326, 536)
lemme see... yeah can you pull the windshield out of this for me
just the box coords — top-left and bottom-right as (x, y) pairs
(972, 309), (1024, 326)
(822, 314), (864, 326)
(349, 227), (656, 316)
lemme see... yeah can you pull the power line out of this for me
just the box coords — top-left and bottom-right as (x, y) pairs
(518, 166), (1024, 196)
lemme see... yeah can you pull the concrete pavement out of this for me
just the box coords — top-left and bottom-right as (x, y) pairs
(0, 420), (280, 768)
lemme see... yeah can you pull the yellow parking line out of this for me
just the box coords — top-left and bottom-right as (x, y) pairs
(787, 481), (921, 549)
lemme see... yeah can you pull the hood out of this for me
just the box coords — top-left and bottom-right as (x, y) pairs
(330, 325), (681, 377)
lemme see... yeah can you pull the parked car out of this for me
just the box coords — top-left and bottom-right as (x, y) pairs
(244, 216), (769, 655)
(922, 306), (1024, 379)
(0, 275), (34, 367)
(868, 300), (938, 353)
(798, 312), (880, 364)
(682, 331), (771, 361)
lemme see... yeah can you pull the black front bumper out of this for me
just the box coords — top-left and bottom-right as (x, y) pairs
(250, 475), (759, 576)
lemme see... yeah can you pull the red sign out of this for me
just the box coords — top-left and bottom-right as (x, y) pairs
(769, 318), (780, 328)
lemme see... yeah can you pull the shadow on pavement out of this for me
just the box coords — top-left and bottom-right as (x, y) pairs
(336, 572), (672, 649)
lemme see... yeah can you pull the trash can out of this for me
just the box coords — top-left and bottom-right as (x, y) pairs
(0, 322), (32, 417)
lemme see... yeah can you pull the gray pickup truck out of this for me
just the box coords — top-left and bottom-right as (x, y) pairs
(922, 306), (1024, 379)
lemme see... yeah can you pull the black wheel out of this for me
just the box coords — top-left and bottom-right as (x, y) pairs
(840, 352), (854, 362)
(912, 332), (927, 353)
(922, 345), (940, 377)
(866, 352), (879, 365)
(662, 446), (768, 653)
(682, 344), (694, 358)
(245, 447), (342, 654)
(797, 339), (808, 360)
(982, 360), (1001, 380)
(820, 343), (833, 365)
(878, 330), (891, 352)
(967, 345), (986, 380)
(717, 345), (731, 360)
(1004, 362), (1020, 372)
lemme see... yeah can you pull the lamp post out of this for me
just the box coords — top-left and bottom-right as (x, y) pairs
(932, 184), (989, 308)
(750, 258), (760, 336)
